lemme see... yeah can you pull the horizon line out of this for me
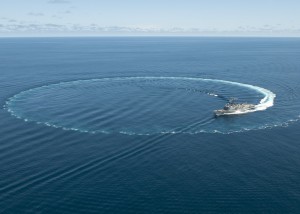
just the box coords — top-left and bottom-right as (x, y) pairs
(1, 35), (300, 38)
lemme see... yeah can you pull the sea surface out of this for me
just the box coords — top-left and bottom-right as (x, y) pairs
(1, 37), (300, 213)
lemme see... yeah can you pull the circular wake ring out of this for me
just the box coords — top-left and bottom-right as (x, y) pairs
(4, 77), (278, 135)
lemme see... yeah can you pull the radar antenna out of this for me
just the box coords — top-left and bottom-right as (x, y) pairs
(228, 97), (238, 104)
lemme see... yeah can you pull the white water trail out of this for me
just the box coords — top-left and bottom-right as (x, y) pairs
(85, 76), (276, 114)
(208, 78), (276, 114)
(4, 76), (277, 135)
(119, 76), (276, 115)
(128, 77), (276, 114)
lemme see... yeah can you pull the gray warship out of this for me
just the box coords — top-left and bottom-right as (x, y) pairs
(214, 99), (256, 116)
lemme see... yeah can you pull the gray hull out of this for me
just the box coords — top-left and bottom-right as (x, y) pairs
(214, 104), (256, 116)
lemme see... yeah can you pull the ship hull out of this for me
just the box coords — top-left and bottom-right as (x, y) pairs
(214, 109), (249, 116)
(214, 104), (256, 116)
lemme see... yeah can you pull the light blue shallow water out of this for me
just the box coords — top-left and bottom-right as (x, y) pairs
(1, 37), (300, 213)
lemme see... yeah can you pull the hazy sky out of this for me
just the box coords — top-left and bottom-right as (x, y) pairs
(1, 0), (300, 36)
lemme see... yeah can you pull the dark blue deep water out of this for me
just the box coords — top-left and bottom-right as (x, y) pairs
(1, 37), (300, 213)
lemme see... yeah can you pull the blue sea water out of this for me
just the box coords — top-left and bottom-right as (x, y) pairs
(1, 37), (300, 213)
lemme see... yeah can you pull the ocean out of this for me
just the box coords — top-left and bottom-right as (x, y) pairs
(1, 37), (300, 213)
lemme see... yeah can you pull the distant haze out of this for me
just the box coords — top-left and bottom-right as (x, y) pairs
(1, 0), (300, 37)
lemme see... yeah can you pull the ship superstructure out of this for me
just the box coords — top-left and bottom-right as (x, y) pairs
(214, 99), (256, 116)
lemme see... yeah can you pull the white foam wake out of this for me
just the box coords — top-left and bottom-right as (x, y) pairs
(4, 76), (277, 135)
(204, 78), (276, 114)
(126, 77), (276, 114)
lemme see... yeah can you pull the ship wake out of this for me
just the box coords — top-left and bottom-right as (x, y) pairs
(217, 80), (276, 115)
(4, 77), (277, 134)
